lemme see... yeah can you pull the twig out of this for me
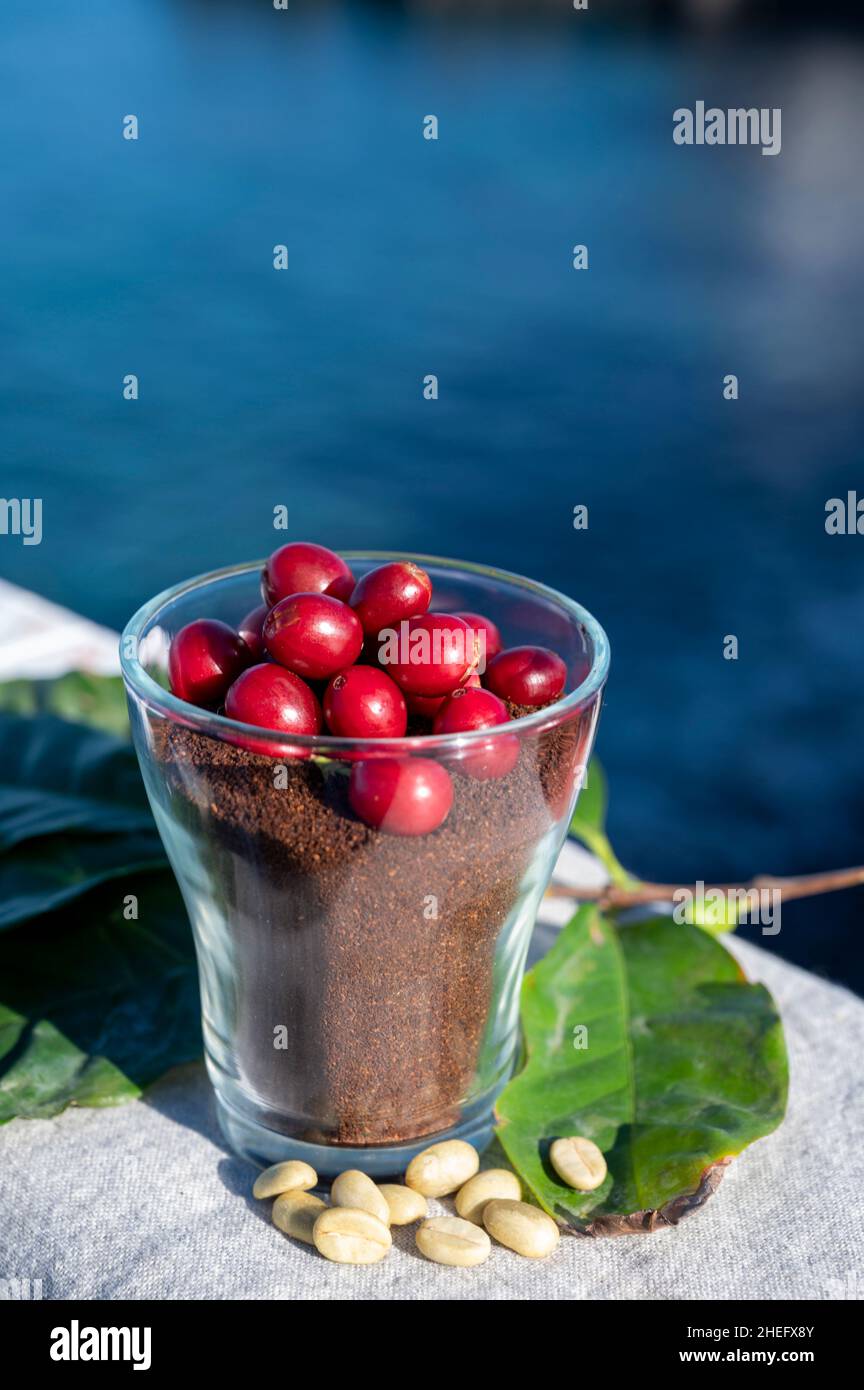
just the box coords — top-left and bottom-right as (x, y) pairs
(545, 865), (864, 912)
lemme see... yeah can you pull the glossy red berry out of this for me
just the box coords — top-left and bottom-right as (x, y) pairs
(433, 686), (510, 735)
(349, 562), (432, 636)
(238, 604), (268, 661)
(485, 646), (567, 707)
(264, 593), (364, 681)
(451, 611), (503, 664)
(348, 758), (453, 836)
(384, 614), (475, 696)
(433, 685), (518, 780)
(323, 665), (407, 739)
(405, 673), (480, 720)
(168, 619), (249, 708)
(225, 663), (322, 735)
(261, 542), (355, 607)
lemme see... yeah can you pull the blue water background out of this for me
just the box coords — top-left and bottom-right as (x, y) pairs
(1, 1), (863, 988)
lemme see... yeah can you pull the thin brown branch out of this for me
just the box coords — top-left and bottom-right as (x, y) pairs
(545, 865), (864, 912)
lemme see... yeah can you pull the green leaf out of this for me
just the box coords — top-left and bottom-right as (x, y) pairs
(0, 715), (146, 829)
(570, 758), (609, 835)
(0, 704), (198, 1119)
(0, 672), (129, 737)
(0, 786), (157, 853)
(0, 715), (165, 925)
(496, 905), (788, 1233)
(0, 834), (167, 929)
(0, 1013), (140, 1119)
(569, 760), (635, 888)
(0, 872), (200, 1122)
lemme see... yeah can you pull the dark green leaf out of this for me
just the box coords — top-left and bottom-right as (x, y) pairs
(0, 788), (157, 853)
(0, 704), (197, 1119)
(0, 833), (166, 929)
(0, 872), (200, 1121)
(0, 715), (146, 825)
(496, 906), (788, 1233)
(0, 715), (165, 925)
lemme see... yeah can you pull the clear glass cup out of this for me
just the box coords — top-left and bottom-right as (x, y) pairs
(120, 554), (609, 1176)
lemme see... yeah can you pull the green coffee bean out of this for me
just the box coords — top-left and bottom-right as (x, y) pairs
(331, 1169), (391, 1225)
(415, 1216), (491, 1267)
(483, 1199), (560, 1258)
(405, 1140), (480, 1197)
(455, 1168), (521, 1224)
(313, 1208), (392, 1264)
(272, 1190), (326, 1244)
(252, 1159), (317, 1200)
(378, 1184), (428, 1225)
(549, 1136), (607, 1191)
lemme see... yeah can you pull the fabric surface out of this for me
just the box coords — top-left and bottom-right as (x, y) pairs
(0, 579), (119, 680)
(3, 925), (863, 1302)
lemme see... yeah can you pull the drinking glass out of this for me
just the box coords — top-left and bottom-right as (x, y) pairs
(121, 554), (609, 1176)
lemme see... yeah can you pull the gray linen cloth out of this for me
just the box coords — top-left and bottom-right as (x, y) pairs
(2, 929), (863, 1302)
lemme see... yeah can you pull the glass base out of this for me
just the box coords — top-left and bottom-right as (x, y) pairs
(214, 1086), (501, 1180)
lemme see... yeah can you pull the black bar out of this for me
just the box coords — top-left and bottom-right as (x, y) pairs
(6, 1298), (856, 1371)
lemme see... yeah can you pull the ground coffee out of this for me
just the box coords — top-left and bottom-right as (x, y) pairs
(154, 706), (588, 1146)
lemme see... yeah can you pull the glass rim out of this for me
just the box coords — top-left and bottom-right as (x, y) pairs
(119, 551), (610, 753)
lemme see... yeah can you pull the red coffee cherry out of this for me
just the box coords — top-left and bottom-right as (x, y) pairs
(323, 665), (407, 739)
(384, 614), (475, 696)
(349, 562), (432, 636)
(238, 604), (268, 661)
(433, 686), (510, 735)
(433, 685), (518, 780)
(451, 611), (503, 663)
(348, 758), (453, 836)
(485, 646), (567, 707)
(168, 619), (249, 708)
(405, 673), (480, 720)
(261, 542), (355, 607)
(224, 663), (322, 735)
(264, 593), (364, 681)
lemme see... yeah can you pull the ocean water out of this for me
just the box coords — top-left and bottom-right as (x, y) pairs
(1, 1), (863, 988)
